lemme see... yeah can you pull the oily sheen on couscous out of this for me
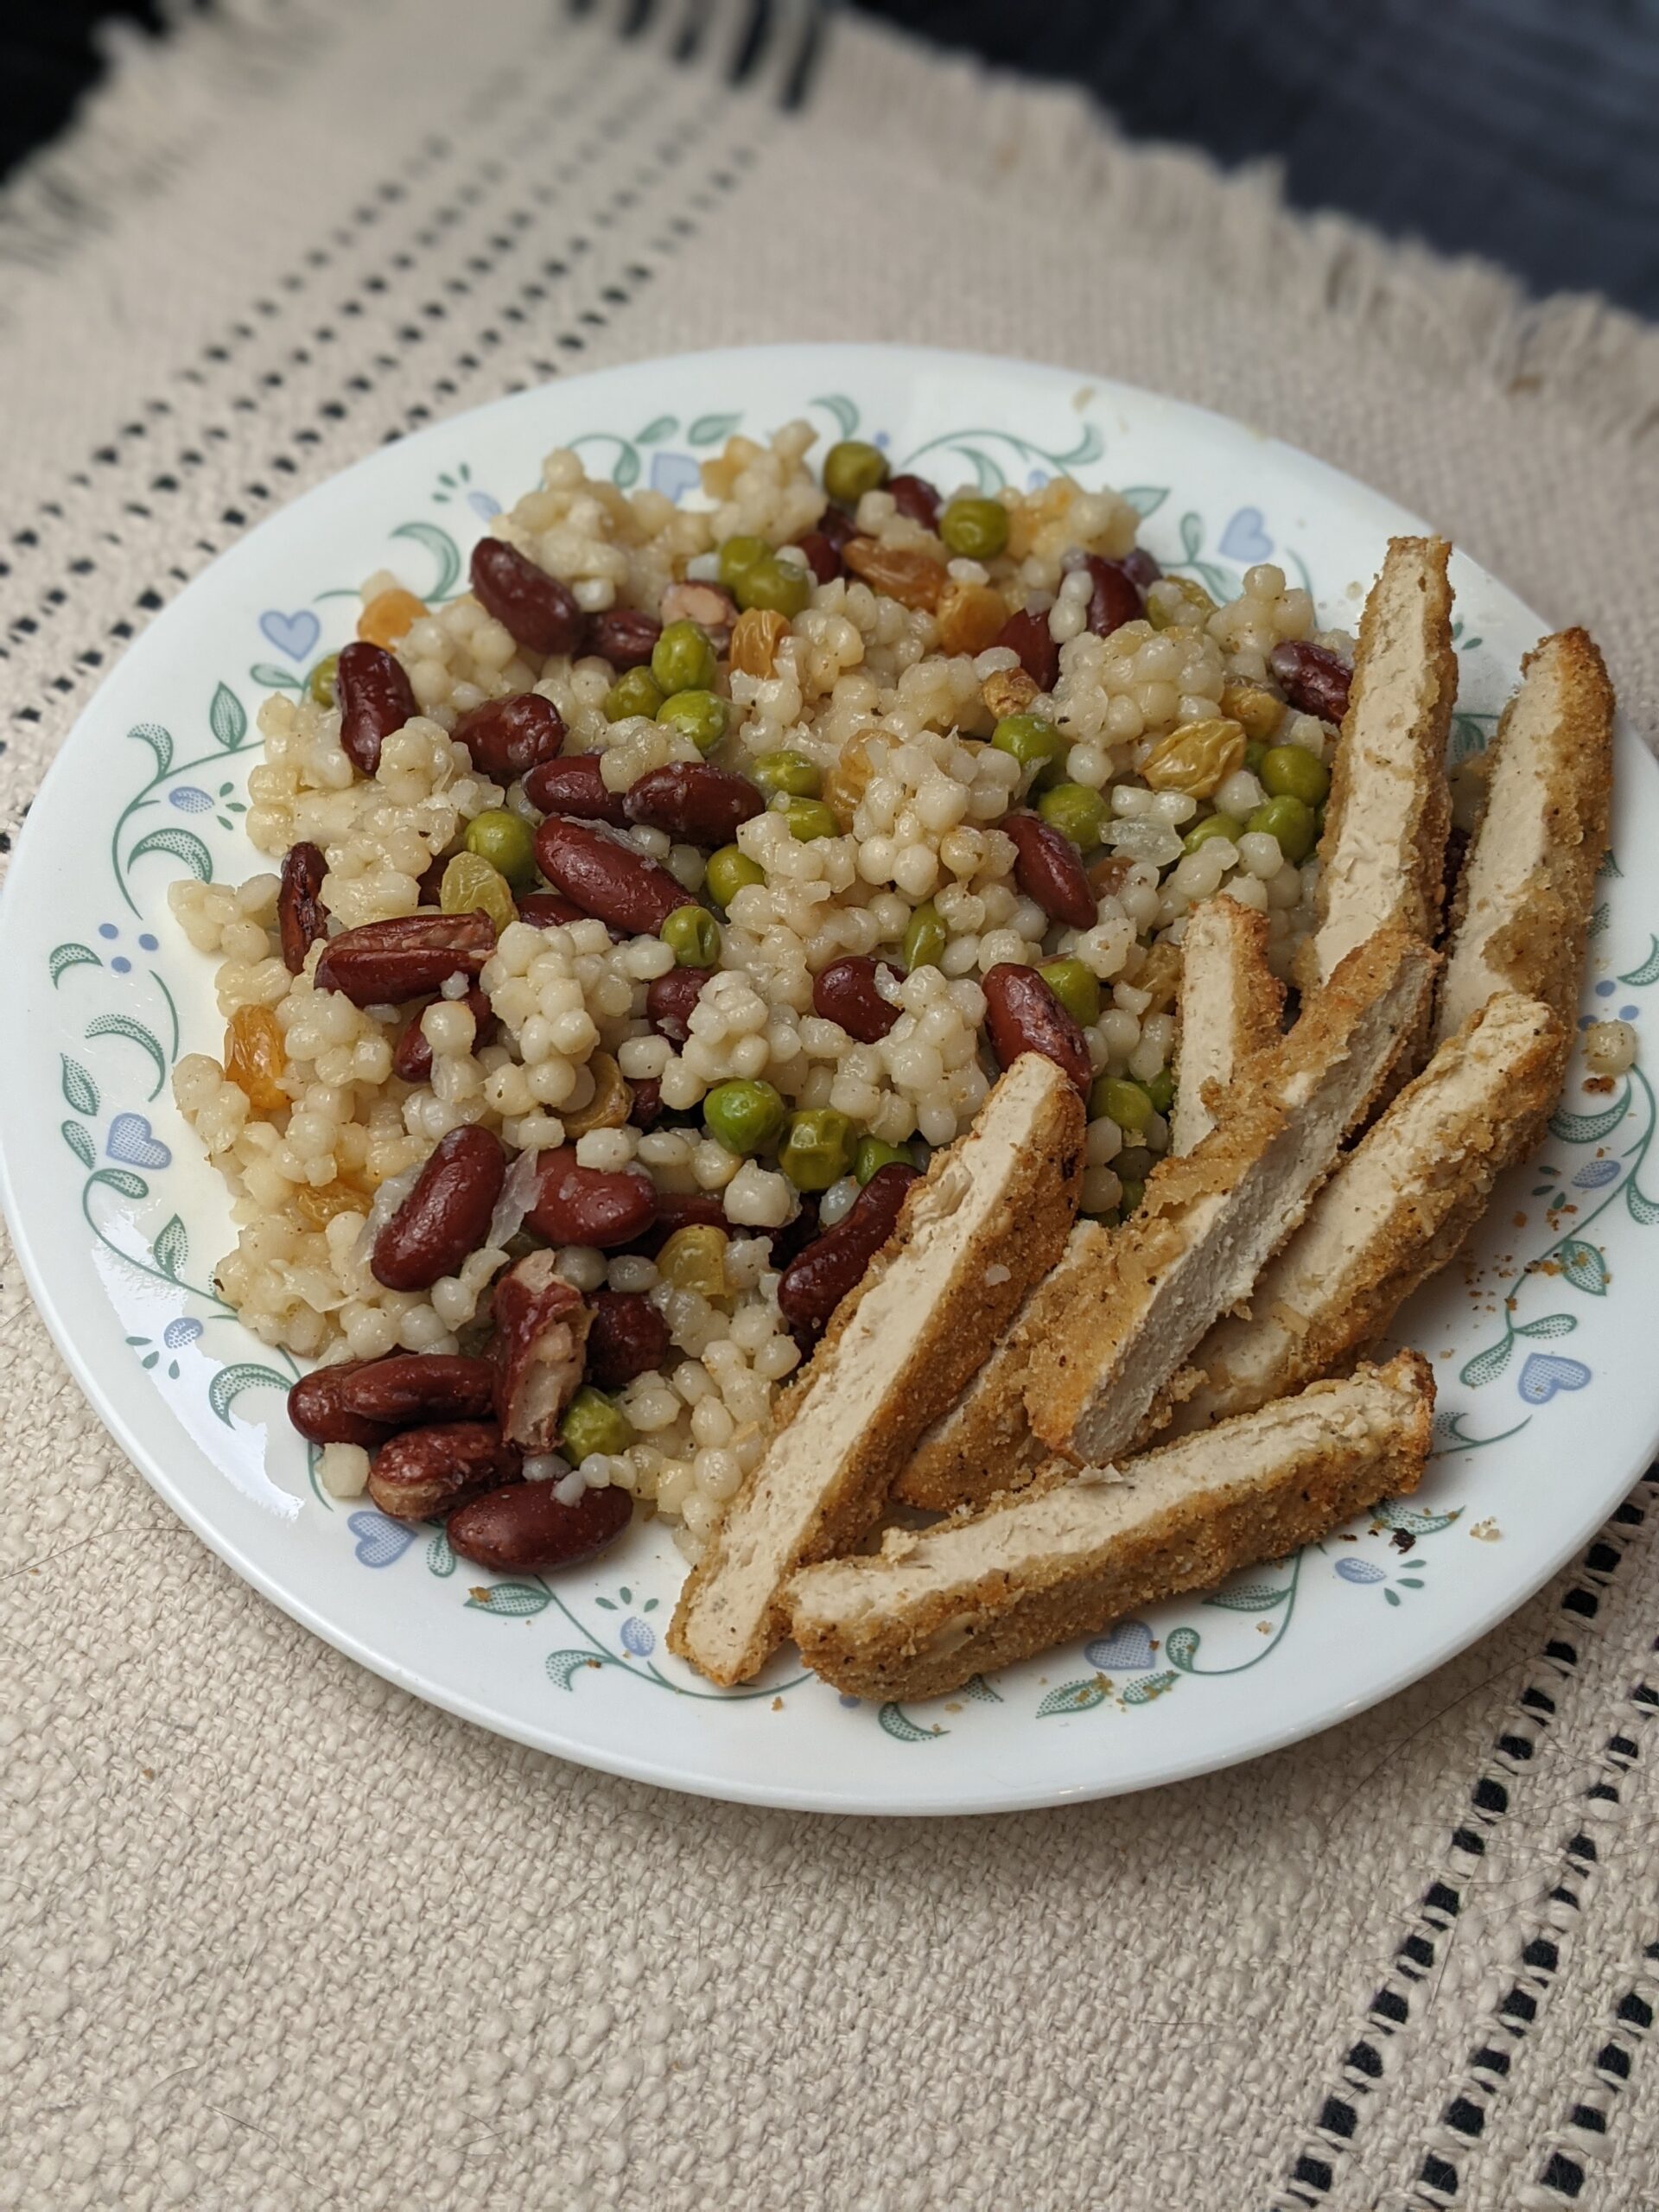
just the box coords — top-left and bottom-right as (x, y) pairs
(171, 422), (1355, 1568)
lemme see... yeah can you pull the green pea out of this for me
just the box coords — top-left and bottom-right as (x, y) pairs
(1089, 1075), (1153, 1134)
(1243, 741), (1267, 776)
(463, 808), (537, 892)
(780, 797), (840, 842)
(902, 900), (946, 972)
(854, 1135), (917, 1185)
(752, 750), (821, 800)
(605, 666), (664, 722)
(991, 713), (1065, 771)
(735, 555), (812, 618)
(1118, 1177), (1146, 1216)
(308, 653), (339, 708)
(656, 689), (728, 755)
(1246, 793), (1318, 863)
(704, 1077), (787, 1157)
(1039, 958), (1101, 1027)
(718, 534), (770, 593)
(823, 440), (888, 506)
(939, 495), (1010, 561)
(1143, 1067), (1174, 1116)
(705, 845), (765, 908)
(560, 1385), (632, 1462)
(1037, 782), (1108, 849)
(778, 1108), (855, 1192)
(651, 619), (717, 697)
(1182, 812), (1244, 854)
(660, 905), (721, 969)
(1260, 744), (1331, 807)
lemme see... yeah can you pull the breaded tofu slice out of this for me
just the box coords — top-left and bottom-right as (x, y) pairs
(1171, 893), (1285, 1156)
(1304, 537), (1457, 990)
(1173, 991), (1564, 1432)
(1024, 926), (1437, 1467)
(788, 1353), (1434, 1703)
(669, 1054), (1084, 1687)
(1435, 628), (1614, 1060)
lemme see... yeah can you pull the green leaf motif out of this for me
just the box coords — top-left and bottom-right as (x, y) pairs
(1203, 1580), (1291, 1613)
(249, 662), (305, 694)
(153, 1215), (188, 1281)
(1122, 1671), (1178, 1706)
(90, 1167), (149, 1201)
(1449, 715), (1491, 764)
(877, 1701), (944, 1742)
(961, 1675), (1003, 1705)
(611, 445), (640, 491)
(1165, 1625), (1201, 1675)
(635, 415), (677, 445)
(49, 942), (102, 987)
(60, 1055), (99, 1116)
(127, 825), (213, 887)
(1514, 1313), (1578, 1340)
(1120, 486), (1169, 518)
(810, 394), (859, 440)
(1460, 1334), (1515, 1390)
(391, 519), (461, 601)
(1628, 1180), (1659, 1226)
(1375, 1500), (1461, 1537)
(1035, 1680), (1107, 1718)
(209, 682), (248, 751)
(1599, 849), (1623, 879)
(1618, 938), (1659, 987)
(1588, 904), (1610, 939)
(1549, 1090), (1630, 1145)
(953, 444), (1005, 492)
(207, 1362), (289, 1425)
(61, 1119), (95, 1169)
(687, 412), (741, 448)
(425, 1529), (456, 1579)
(1179, 511), (1203, 562)
(1047, 423), (1106, 469)
(1559, 1239), (1610, 1296)
(86, 1014), (168, 1100)
(129, 722), (174, 777)
(465, 1581), (550, 1618)
(545, 1649), (604, 1691)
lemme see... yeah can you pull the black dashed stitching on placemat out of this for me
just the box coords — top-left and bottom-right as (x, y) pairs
(1267, 1470), (1658, 2210)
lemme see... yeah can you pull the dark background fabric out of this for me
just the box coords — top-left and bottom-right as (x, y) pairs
(5, 0), (1659, 315)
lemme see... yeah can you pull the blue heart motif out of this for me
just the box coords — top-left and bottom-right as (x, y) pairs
(1519, 1352), (1592, 1405)
(259, 607), (321, 662)
(1218, 505), (1274, 563)
(348, 1510), (416, 1568)
(649, 452), (701, 505)
(466, 487), (502, 519)
(107, 1112), (171, 1170)
(1084, 1619), (1156, 1672)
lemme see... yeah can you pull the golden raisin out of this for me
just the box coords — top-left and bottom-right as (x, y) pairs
(1220, 680), (1285, 742)
(982, 666), (1039, 721)
(1141, 717), (1247, 799)
(224, 1004), (288, 1114)
(1088, 852), (1135, 902)
(563, 1052), (632, 1139)
(1146, 576), (1217, 632)
(439, 851), (516, 938)
(657, 1224), (729, 1298)
(1136, 940), (1183, 1015)
(729, 606), (791, 679)
(291, 1178), (371, 1230)
(1004, 478), (1074, 563)
(842, 538), (948, 613)
(936, 582), (1010, 658)
(823, 734), (879, 831)
(357, 588), (427, 647)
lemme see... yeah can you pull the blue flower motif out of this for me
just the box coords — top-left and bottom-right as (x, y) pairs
(163, 1317), (203, 1349)
(1334, 1557), (1387, 1585)
(620, 1616), (655, 1657)
(169, 786), (214, 813)
(466, 488), (501, 519)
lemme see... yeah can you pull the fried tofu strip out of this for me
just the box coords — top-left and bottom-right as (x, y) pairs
(669, 1055), (1084, 1687)
(1435, 627), (1614, 1061)
(1305, 537), (1457, 990)
(1171, 893), (1285, 1155)
(1173, 992), (1563, 1432)
(788, 1355), (1434, 1703)
(1024, 927), (1437, 1466)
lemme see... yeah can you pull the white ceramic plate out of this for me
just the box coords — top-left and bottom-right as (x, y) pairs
(4, 344), (1655, 1816)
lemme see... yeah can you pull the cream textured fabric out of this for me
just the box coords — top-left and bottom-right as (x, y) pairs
(3, 5), (1659, 2208)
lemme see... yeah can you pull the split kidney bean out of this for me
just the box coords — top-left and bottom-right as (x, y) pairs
(887, 474), (942, 531)
(982, 964), (1092, 1095)
(491, 1252), (592, 1452)
(470, 537), (584, 657)
(659, 581), (739, 647)
(1083, 555), (1145, 639)
(627, 1076), (664, 1129)
(585, 1291), (671, 1390)
(451, 693), (565, 780)
(535, 817), (695, 936)
(585, 607), (661, 670)
(811, 955), (900, 1043)
(1270, 639), (1352, 725)
(527, 1147), (658, 1249)
(372, 1124), (506, 1291)
(994, 607), (1059, 692)
(815, 503), (860, 549)
(278, 842), (329, 974)
(1003, 811), (1097, 930)
(522, 753), (630, 826)
(777, 1163), (918, 1342)
(623, 762), (763, 846)
(447, 1479), (632, 1573)
(797, 531), (844, 585)
(289, 1353), (498, 1445)
(368, 1421), (521, 1522)
(391, 987), (494, 1082)
(518, 888), (589, 929)
(316, 912), (495, 1006)
(336, 641), (417, 776)
(645, 967), (711, 1043)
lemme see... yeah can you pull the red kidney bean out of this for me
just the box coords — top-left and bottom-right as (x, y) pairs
(372, 1125), (506, 1291)
(447, 1479), (632, 1573)
(982, 964), (1092, 1094)
(491, 1252), (592, 1451)
(368, 1421), (521, 1521)
(1122, 547), (1162, 591)
(623, 762), (763, 847)
(585, 607), (661, 670)
(1003, 811), (1096, 930)
(887, 474), (942, 531)
(1270, 639), (1352, 725)
(416, 853), (449, 906)
(518, 889), (589, 929)
(812, 955), (900, 1043)
(777, 1163), (919, 1342)
(316, 912), (494, 1006)
(994, 607), (1059, 692)
(645, 967), (712, 1043)
(451, 693), (565, 780)
(1083, 554), (1144, 638)
(534, 817), (694, 936)
(816, 503), (861, 549)
(285, 1354), (498, 1446)
(470, 537), (584, 658)
(288, 1360), (385, 1449)
(627, 1076), (664, 1130)
(797, 531), (844, 585)
(527, 1147), (658, 1249)
(522, 753), (630, 826)
(336, 641), (417, 776)
(391, 987), (494, 1083)
(278, 842), (329, 974)
(585, 1291), (671, 1390)
(765, 1192), (822, 1269)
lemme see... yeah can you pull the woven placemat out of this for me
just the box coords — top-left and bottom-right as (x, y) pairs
(3, 6), (1658, 2207)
